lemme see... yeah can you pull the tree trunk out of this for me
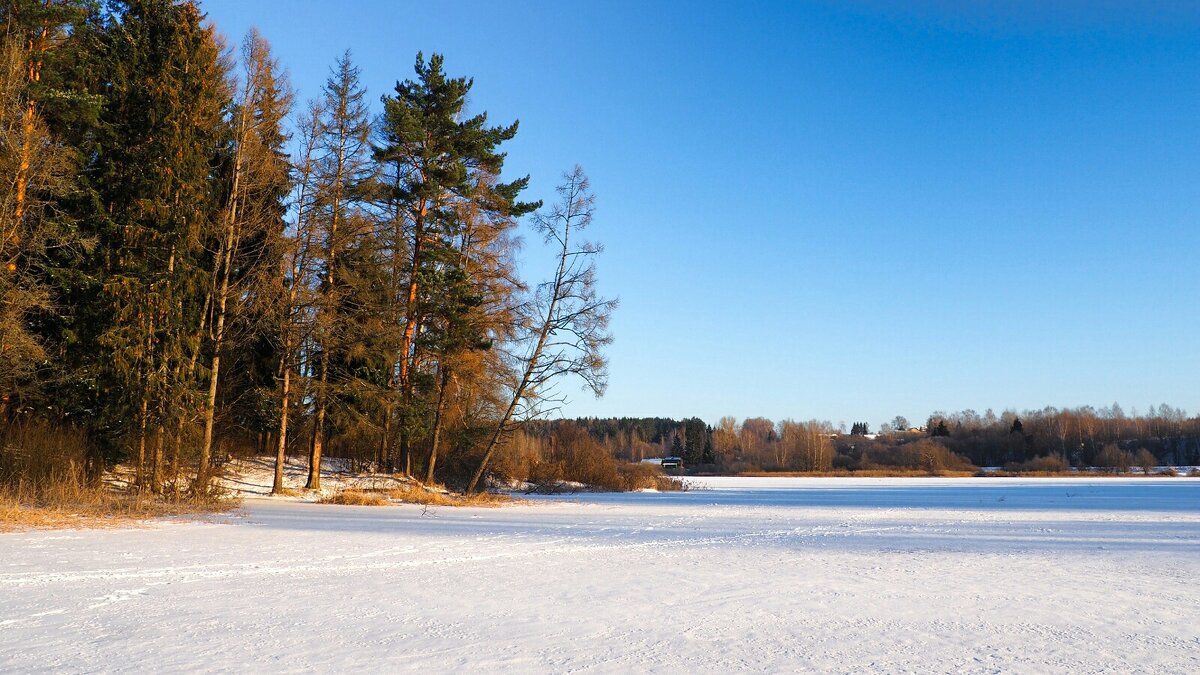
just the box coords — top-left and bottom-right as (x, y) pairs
(151, 430), (164, 494)
(10, 22), (48, 238)
(425, 367), (450, 484)
(394, 200), (427, 477)
(378, 395), (392, 471)
(306, 390), (325, 490)
(272, 364), (291, 493)
(196, 244), (233, 494)
(135, 395), (148, 491)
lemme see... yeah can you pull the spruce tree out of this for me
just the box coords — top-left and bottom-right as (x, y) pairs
(84, 0), (230, 487)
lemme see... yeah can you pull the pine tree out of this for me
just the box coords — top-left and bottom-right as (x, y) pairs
(374, 52), (536, 477)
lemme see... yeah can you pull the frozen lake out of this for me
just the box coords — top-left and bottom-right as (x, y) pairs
(2, 477), (1198, 673)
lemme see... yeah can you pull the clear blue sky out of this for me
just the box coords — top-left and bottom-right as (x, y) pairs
(201, 0), (1200, 429)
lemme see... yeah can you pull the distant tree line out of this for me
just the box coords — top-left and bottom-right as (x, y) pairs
(0, 0), (614, 497)
(536, 404), (1200, 474)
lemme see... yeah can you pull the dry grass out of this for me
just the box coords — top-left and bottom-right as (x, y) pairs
(389, 484), (512, 507)
(737, 469), (978, 478)
(0, 486), (233, 532)
(1, 421), (236, 532)
(321, 485), (513, 507)
(320, 489), (390, 506)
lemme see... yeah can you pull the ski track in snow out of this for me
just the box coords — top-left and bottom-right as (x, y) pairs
(1, 477), (1198, 673)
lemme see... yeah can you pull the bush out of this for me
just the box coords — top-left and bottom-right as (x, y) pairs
(615, 462), (687, 491)
(854, 439), (977, 474)
(1094, 443), (1133, 473)
(1133, 448), (1157, 475)
(1005, 454), (1071, 473)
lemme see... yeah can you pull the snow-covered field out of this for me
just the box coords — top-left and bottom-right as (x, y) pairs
(3, 477), (1198, 673)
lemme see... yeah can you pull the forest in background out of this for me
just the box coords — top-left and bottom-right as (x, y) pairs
(0, 0), (618, 507)
(531, 404), (1200, 476)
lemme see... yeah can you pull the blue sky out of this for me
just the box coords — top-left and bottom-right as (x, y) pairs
(200, 0), (1200, 428)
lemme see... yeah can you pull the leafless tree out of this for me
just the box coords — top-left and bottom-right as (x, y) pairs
(467, 166), (615, 492)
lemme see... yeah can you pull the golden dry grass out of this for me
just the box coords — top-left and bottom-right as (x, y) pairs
(1, 421), (237, 532)
(0, 487), (234, 532)
(736, 469), (979, 478)
(388, 484), (512, 507)
(320, 489), (390, 506)
(321, 485), (513, 507)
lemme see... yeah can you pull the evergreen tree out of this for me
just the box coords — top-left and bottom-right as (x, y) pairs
(0, 0), (92, 417)
(83, 0), (230, 487)
(374, 52), (536, 477)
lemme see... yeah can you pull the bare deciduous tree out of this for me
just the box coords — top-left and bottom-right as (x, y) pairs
(468, 166), (615, 493)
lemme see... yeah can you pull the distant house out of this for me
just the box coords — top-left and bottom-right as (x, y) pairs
(660, 456), (683, 471)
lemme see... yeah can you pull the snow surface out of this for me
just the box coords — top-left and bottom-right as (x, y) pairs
(2, 477), (1198, 673)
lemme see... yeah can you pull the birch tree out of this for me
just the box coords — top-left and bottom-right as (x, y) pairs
(467, 166), (615, 493)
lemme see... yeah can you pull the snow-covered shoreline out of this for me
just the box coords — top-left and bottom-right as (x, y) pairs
(3, 478), (1197, 673)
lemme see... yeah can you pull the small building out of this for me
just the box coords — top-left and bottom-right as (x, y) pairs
(660, 456), (684, 471)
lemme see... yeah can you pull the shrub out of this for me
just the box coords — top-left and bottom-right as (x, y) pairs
(855, 439), (977, 474)
(615, 462), (687, 491)
(1133, 448), (1157, 475)
(1094, 443), (1133, 474)
(1005, 454), (1070, 473)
